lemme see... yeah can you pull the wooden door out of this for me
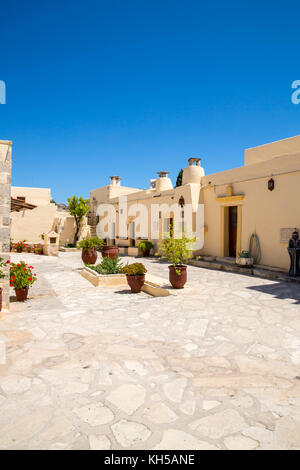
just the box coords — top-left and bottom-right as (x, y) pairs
(228, 206), (237, 257)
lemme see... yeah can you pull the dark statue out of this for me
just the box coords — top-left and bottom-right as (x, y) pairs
(288, 229), (300, 276)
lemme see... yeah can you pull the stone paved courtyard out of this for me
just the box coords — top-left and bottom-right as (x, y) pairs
(0, 252), (300, 450)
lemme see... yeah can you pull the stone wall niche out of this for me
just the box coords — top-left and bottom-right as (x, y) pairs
(43, 230), (60, 256)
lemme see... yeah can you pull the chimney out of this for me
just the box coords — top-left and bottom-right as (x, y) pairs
(157, 171), (169, 178)
(110, 176), (121, 186)
(188, 158), (201, 166)
(155, 171), (173, 191)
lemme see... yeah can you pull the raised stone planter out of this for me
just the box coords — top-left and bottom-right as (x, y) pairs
(80, 266), (127, 287)
(59, 247), (78, 252)
(80, 266), (172, 296)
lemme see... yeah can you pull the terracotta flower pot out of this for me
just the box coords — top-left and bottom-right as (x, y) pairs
(140, 249), (150, 257)
(0, 287), (2, 311)
(168, 265), (187, 289)
(126, 274), (145, 293)
(82, 248), (97, 265)
(101, 245), (119, 259)
(16, 247), (23, 253)
(15, 287), (29, 302)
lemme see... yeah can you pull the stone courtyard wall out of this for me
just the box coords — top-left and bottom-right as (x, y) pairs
(0, 141), (12, 310)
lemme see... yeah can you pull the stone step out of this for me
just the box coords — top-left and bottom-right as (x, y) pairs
(189, 259), (300, 284)
(215, 256), (237, 265)
(89, 225), (97, 237)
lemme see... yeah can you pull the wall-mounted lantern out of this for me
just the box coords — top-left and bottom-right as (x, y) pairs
(268, 178), (275, 191)
(178, 196), (185, 208)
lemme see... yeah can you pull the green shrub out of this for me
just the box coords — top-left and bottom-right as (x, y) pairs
(88, 256), (123, 274)
(78, 236), (104, 250)
(137, 241), (153, 252)
(122, 263), (147, 276)
(65, 243), (76, 248)
(156, 232), (195, 267)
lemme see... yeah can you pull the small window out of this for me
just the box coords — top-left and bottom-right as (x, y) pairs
(50, 237), (56, 244)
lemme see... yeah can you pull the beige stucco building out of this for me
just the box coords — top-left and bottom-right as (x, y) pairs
(89, 135), (300, 271)
(11, 186), (51, 206)
(11, 186), (90, 246)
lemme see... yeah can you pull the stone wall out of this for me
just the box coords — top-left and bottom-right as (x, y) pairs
(0, 141), (11, 310)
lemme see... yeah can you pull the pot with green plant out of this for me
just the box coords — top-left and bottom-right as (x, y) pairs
(101, 243), (120, 259)
(9, 260), (37, 301)
(78, 236), (104, 265)
(33, 244), (43, 255)
(156, 233), (195, 289)
(122, 262), (147, 293)
(236, 250), (253, 267)
(137, 240), (154, 257)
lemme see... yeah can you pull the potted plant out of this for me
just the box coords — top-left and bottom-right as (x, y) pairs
(0, 258), (8, 311)
(9, 260), (37, 301)
(156, 233), (195, 289)
(122, 262), (147, 293)
(236, 250), (253, 267)
(33, 244), (43, 255)
(137, 240), (154, 257)
(78, 236), (104, 265)
(101, 242), (120, 260)
(14, 240), (27, 253)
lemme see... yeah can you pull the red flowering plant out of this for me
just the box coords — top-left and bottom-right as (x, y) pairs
(13, 240), (27, 253)
(9, 261), (37, 290)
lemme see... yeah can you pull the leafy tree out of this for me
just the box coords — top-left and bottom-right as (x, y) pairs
(67, 196), (90, 245)
(176, 169), (183, 187)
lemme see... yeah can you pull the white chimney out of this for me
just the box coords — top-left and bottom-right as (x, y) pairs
(110, 176), (121, 186)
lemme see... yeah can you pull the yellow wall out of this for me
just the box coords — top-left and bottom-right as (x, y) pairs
(11, 205), (57, 243)
(11, 206), (90, 246)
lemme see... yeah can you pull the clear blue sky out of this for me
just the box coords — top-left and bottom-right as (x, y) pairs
(1, 0), (300, 203)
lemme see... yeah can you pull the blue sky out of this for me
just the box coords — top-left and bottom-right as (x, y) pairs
(0, 0), (300, 202)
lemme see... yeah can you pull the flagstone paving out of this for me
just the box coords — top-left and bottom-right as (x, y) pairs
(0, 252), (299, 450)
